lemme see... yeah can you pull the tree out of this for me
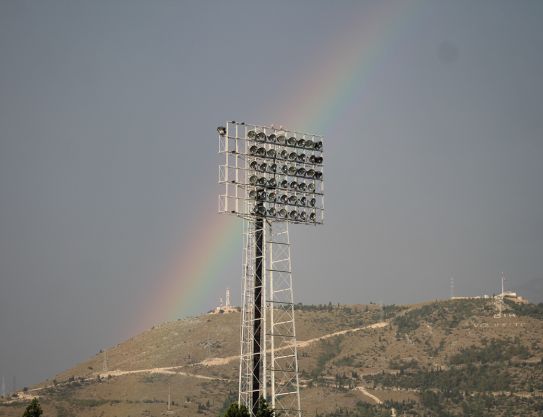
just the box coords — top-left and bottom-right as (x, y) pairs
(223, 402), (250, 417)
(255, 398), (274, 417)
(22, 398), (43, 417)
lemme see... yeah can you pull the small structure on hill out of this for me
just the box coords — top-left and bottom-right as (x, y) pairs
(210, 288), (237, 314)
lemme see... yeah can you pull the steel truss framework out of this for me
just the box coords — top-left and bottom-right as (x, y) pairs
(239, 219), (301, 417)
(217, 121), (324, 417)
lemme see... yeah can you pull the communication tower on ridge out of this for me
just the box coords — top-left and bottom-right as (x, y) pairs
(217, 121), (325, 417)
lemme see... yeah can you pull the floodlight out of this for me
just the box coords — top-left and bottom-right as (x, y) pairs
(218, 121), (324, 224)
(217, 121), (324, 417)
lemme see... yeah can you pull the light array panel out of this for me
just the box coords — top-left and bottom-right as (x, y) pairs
(218, 121), (324, 225)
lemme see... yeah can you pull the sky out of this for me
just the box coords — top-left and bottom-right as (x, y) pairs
(1, 0), (543, 390)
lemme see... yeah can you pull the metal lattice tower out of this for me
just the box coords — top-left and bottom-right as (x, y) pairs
(218, 121), (324, 417)
(239, 220), (301, 416)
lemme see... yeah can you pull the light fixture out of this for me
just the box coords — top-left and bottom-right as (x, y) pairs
(217, 121), (325, 417)
(218, 121), (323, 225)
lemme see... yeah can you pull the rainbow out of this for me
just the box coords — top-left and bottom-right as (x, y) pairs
(150, 1), (418, 324)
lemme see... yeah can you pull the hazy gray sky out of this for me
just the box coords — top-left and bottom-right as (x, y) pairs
(1, 0), (542, 389)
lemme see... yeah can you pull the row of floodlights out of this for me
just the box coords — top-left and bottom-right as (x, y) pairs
(249, 146), (323, 164)
(252, 204), (319, 222)
(248, 131), (323, 151)
(249, 189), (318, 207)
(216, 126), (323, 151)
(249, 161), (323, 180)
(249, 176), (320, 192)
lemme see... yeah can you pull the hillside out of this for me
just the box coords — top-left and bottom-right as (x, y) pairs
(1, 298), (543, 417)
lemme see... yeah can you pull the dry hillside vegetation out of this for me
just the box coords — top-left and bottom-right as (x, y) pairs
(1, 299), (542, 417)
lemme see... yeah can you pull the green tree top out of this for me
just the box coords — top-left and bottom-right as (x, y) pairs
(224, 402), (250, 417)
(22, 398), (43, 417)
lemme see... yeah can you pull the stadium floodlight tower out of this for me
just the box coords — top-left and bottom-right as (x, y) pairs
(217, 121), (324, 417)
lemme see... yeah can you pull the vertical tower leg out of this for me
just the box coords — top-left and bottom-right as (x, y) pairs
(239, 220), (300, 417)
(252, 217), (264, 414)
(239, 218), (267, 415)
(267, 222), (301, 417)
